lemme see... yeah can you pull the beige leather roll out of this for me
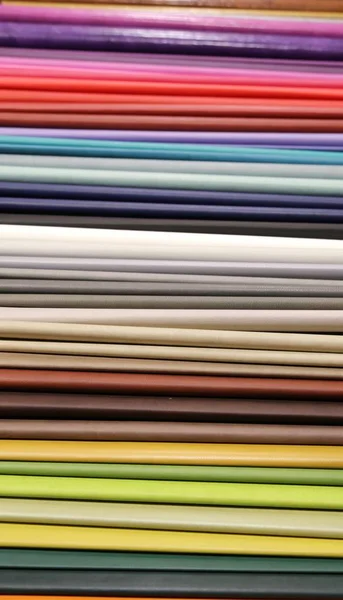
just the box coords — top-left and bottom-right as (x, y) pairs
(0, 321), (342, 353)
(2, 498), (343, 539)
(1, 353), (342, 379)
(1, 340), (342, 368)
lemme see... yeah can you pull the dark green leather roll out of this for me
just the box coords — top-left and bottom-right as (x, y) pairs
(0, 549), (342, 572)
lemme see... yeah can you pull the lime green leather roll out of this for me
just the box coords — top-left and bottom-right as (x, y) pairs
(1, 475), (343, 509)
(2, 498), (343, 538)
(1, 522), (343, 557)
(1, 462), (342, 486)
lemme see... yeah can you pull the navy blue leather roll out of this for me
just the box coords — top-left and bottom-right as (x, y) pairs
(1, 24), (343, 59)
(0, 569), (342, 597)
(2, 197), (343, 222)
(0, 183), (342, 209)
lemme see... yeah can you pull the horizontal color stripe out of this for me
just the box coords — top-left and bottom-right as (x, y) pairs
(0, 441), (342, 466)
(2, 498), (343, 537)
(1, 523), (343, 557)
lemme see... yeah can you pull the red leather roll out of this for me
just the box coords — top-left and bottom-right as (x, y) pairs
(3, 101), (343, 119)
(2, 113), (343, 131)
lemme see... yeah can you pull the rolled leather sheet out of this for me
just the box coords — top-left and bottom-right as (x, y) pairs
(2, 0), (343, 10)
(1, 255), (343, 279)
(1, 23), (343, 59)
(3, 226), (343, 263)
(2, 498), (343, 538)
(2, 353), (342, 378)
(1, 569), (343, 595)
(2, 140), (343, 166)
(4, 295), (343, 309)
(4, 199), (343, 224)
(5, 214), (343, 237)
(3, 164), (343, 195)
(4, 279), (343, 296)
(2, 462), (343, 486)
(2, 393), (343, 425)
(4, 156), (343, 180)
(2, 140), (343, 167)
(1, 370), (342, 398)
(7, 101), (343, 120)
(2, 523), (343, 557)
(4, 163), (343, 193)
(4, 129), (343, 145)
(2, 321), (343, 353)
(2, 420), (343, 444)
(2, 549), (343, 572)
(1, 441), (343, 467)
(2, 474), (343, 509)
(4, 113), (343, 132)
(2, 10), (343, 37)
(2, 341), (343, 368)
(2, 308), (343, 331)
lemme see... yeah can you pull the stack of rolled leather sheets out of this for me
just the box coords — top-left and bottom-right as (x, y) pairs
(0, 0), (343, 599)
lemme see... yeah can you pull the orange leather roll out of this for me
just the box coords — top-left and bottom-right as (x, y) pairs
(2, 92), (343, 113)
(3, 101), (343, 119)
(2, 113), (343, 132)
(1, 370), (343, 399)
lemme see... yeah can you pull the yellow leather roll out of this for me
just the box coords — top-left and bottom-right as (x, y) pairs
(0, 441), (342, 467)
(3, 2), (342, 15)
(1, 522), (343, 556)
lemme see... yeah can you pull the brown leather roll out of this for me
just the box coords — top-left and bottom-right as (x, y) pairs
(1, 392), (342, 423)
(0, 370), (342, 399)
(2, 420), (343, 444)
(2, 113), (343, 132)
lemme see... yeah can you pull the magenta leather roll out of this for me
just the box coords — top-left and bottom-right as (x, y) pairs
(1, 24), (343, 59)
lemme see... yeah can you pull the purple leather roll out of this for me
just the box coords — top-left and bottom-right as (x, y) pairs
(2, 198), (343, 222)
(2, 7), (343, 39)
(1, 183), (342, 209)
(2, 129), (343, 146)
(2, 48), (343, 73)
(1, 23), (343, 59)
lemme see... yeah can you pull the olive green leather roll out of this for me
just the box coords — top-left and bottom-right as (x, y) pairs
(2, 498), (342, 538)
(1, 462), (342, 486)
